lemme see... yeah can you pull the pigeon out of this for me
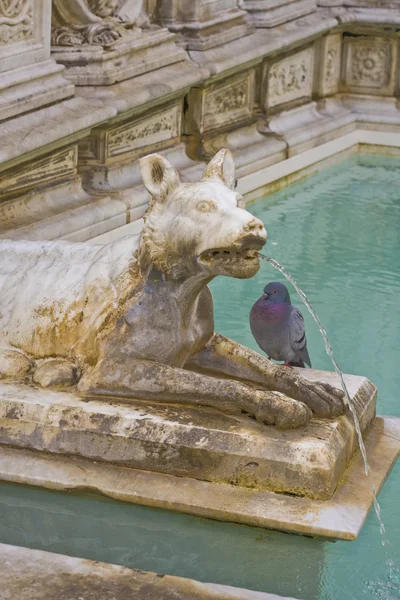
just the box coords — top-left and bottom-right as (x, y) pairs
(250, 281), (311, 368)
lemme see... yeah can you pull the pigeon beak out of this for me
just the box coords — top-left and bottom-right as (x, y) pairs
(263, 292), (269, 299)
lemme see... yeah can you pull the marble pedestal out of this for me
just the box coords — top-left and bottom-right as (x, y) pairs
(51, 27), (187, 86)
(0, 370), (398, 539)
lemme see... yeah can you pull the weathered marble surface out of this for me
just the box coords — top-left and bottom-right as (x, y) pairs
(0, 371), (374, 498)
(0, 415), (398, 540)
(0, 0), (73, 121)
(0, 543), (296, 600)
(0, 149), (346, 431)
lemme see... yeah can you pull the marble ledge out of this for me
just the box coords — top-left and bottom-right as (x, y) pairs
(0, 415), (398, 541)
(0, 97), (116, 171)
(0, 544), (296, 600)
(323, 6), (400, 25)
(76, 61), (209, 123)
(188, 12), (338, 75)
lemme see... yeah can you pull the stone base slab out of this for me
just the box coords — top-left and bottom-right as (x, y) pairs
(0, 543), (292, 600)
(0, 416), (398, 541)
(0, 371), (375, 500)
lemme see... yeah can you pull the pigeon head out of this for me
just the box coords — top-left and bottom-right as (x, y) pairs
(263, 281), (291, 304)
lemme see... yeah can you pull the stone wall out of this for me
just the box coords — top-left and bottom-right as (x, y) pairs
(0, 0), (400, 241)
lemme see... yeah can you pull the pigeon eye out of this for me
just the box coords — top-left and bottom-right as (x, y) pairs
(273, 290), (277, 294)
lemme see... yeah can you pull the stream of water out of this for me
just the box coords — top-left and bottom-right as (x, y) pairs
(258, 253), (388, 543)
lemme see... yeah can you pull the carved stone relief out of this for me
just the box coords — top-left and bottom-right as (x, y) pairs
(108, 104), (181, 158)
(79, 102), (181, 165)
(342, 37), (397, 96)
(0, 146), (77, 201)
(186, 72), (255, 136)
(0, 0), (34, 45)
(51, 0), (146, 47)
(314, 33), (341, 97)
(265, 47), (314, 110)
(203, 72), (254, 131)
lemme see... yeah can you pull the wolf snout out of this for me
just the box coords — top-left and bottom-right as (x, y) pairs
(242, 218), (267, 242)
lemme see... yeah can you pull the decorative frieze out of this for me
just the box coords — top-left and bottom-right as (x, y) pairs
(341, 36), (397, 96)
(79, 102), (182, 165)
(0, 146), (77, 201)
(0, 0), (34, 45)
(264, 47), (314, 111)
(108, 104), (181, 158)
(186, 71), (255, 136)
(314, 33), (341, 97)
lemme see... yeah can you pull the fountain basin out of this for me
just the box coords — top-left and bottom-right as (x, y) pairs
(0, 373), (398, 540)
(1, 543), (291, 600)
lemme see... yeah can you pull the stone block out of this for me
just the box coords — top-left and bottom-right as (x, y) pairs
(186, 71), (255, 135)
(262, 47), (315, 113)
(341, 35), (398, 96)
(313, 32), (342, 97)
(0, 415), (398, 540)
(184, 70), (256, 159)
(0, 370), (376, 500)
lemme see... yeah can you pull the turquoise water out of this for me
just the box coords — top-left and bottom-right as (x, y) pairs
(0, 155), (399, 599)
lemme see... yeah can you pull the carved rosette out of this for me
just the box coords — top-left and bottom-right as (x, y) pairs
(51, 0), (145, 47)
(343, 37), (397, 95)
(0, 0), (34, 45)
(350, 46), (390, 86)
(265, 47), (314, 110)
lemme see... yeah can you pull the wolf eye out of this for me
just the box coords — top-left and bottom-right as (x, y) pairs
(236, 195), (245, 209)
(196, 200), (216, 213)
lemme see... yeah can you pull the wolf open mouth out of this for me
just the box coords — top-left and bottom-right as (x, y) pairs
(199, 238), (264, 265)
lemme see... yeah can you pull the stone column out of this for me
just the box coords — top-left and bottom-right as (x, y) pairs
(156, 0), (251, 50)
(0, 0), (73, 121)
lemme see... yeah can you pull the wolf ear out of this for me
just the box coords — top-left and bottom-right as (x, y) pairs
(140, 153), (181, 202)
(202, 148), (235, 189)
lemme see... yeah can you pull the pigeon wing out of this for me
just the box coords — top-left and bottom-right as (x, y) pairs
(288, 307), (312, 367)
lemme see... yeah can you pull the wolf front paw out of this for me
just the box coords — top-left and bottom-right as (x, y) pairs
(294, 379), (345, 419)
(253, 390), (312, 429)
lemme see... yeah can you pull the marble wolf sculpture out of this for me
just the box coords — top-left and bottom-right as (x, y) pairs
(0, 149), (344, 428)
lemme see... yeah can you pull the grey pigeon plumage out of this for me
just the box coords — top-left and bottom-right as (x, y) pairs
(250, 281), (311, 368)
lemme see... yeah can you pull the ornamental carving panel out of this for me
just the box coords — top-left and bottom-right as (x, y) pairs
(267, 47), (314, 109)
(343, 38), (396, 95)
(324, 34), (341, 92)
(108, 104), (181, 158)
(350, 44), (390, 87)
(0, 0), (34, 45)
(203, 72), (254, 130)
